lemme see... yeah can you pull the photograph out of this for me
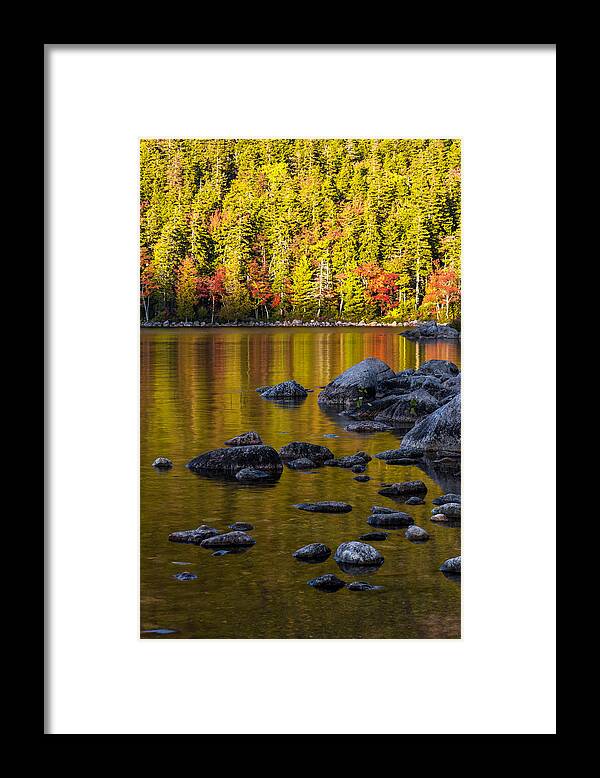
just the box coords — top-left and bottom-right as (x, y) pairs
(140, 138), (462, 638)
(47, 44), (555, 734)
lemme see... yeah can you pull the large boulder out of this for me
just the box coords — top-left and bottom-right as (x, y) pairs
(259, 380), (308, 400)
(279, 441), (334, 465)
(333, 541), (384, 567)
(374, 389), (440, 426)
(401, 321), (460, 340)
(318, 358), (395, 409)
(186, 445), (283, 477)
(397, 394), (461, 457)
(224, 431), (263, 446)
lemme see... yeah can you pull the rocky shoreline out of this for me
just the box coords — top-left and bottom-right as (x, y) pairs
(140, 318), (460, 335)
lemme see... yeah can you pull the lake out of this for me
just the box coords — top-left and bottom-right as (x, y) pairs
(140, 326), (461, 639)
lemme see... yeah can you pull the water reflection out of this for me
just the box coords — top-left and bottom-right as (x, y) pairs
(141, 327), (461, 639)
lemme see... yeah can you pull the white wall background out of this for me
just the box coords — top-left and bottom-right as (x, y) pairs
(47, 45), (556, 735)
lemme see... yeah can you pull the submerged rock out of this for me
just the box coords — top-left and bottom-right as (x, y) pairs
(367, 512), (414, 528)
(294, 501), (352, 513)
(360, 532), (389, 541)
(334, 541), (384, 567)
(279, 441), (334, 465)
(405, 496), (425, 505)
(354, 475), (371, 482)
(370, 505), (397, 514)
(318, 357), (395, 409)
(351, 464), (366, 473)
(187, 445), (283, 477)
(439, 556), (461, 574)
(173, 571), (197, 581)
(292, 543), (331, 562)
(405, 525), (430, 541)
(259, 380), (308, 400)
(307, 573), (346, 592)
(152, 457), (173, 469)
(396, 394), (461, 457)
(235, 467), (274, 482)
(200, 531), (256, 548)
(224, 431), (263, 447)
(346, 581), (382, 591)
(432, 493), (461, 505)
(228, 522), (254, 531)
(168, 525), (219, 544)
(344, 420), (393, 433)
(378, 480), (428, 498)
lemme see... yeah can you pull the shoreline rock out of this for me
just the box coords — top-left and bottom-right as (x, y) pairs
(400, 321), (460, 340)
(318, 358), (395, 409)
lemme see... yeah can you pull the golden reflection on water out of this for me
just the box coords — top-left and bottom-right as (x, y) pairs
(141, 327), (461, 639)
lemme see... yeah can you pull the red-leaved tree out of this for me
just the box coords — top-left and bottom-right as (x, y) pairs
(247, 259), (275, 320)
(422, 264), (461, 319)
(198, 266), (227, 324)
(355, 262), (400, 315)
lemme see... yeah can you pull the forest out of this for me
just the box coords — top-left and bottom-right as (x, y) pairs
(140, 138), (461, 324)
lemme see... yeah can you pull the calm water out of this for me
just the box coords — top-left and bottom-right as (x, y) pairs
(141, 327), (461, 639)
